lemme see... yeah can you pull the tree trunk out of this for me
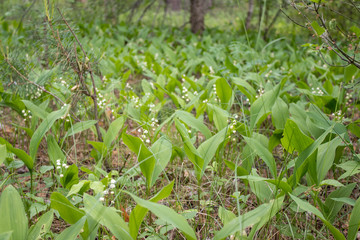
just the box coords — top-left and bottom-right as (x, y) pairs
(246, 0), (254, 29)
(190, 0), (205, 34)
(167, 0), (181, 11)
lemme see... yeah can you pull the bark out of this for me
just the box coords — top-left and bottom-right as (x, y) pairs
(167, 0), (181, 11)
(190, 0), (205, 34)
(246, 0), (254, 29)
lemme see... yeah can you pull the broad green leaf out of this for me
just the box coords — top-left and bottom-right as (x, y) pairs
(218, 206), (236, 225)
(0, 232), (12, 240)
(0, 185), (28, 240)
(63, 120), (98, 139)
(272, 97), (289, 129)
(317, 137), (342, 182)
(330, 197), (356, 206)
(175, 120), (203, 180)
(348, 197), (360, 240)
(311, 21), (325, 36)
(250, 84), (280, 130)
(216, 78), (232, 109)
(50, 192), (84, 224)
(344, 64), (358, 83)
(104, 116), (125, 147)
(175, 110), (211, 139)
(29, 106), (68, 161)
(214, 197), (283, 240)
(67, 181), (90, 197)
(338, 161), (360, 179)
(320, 179), (344, 187)
(22, 100), (48, 120)
(47, 135), (66, 166)
(290, 194), (345, 240)
(150, 137), (172, 186)
(126, 191), (196, 240)
(207, 103), (229, 131)
(122, 133), (155, 189)
(243, 136), (277, 178)
(290, 125), (334, 186)
(232, 77), (257, 100)
(281, 119), (313, 154)
(198, 127), (227, 177)
(324, 183), (355, 223)
(28, 210), (54, 240)
(61, 164), (79, 189)
(0, 144), (6, 165)
(129, 181), (174, 239)
(0, 137), (33, 171)
(83, 194), (132, 240)
(55, 216), (86, 240)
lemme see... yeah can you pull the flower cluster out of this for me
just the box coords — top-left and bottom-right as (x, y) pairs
(331, 110), (343, 121)
(22, 109), (32, 122)
(228, 117), (238, 142)
(311, 87), (324, 96)
(181, 86), (190, 102)
(56, 159), (69, 178)
(100, 178), (117, 203)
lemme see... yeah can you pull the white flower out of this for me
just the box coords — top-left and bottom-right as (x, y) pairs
(109, 184), (116, 189)
(146, 139), (150, 144)
(110, 179), (116, 184)
(60, 174), (64, 177)
(100, 197), (105, 202)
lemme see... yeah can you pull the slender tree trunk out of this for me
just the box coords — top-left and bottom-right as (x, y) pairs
(190, 0), (205, 34)
(168, 0), (181, 11)
(246, 0), (254, 29)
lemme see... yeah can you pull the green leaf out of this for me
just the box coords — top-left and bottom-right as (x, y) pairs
(218, 206), (236, 225)
(55, 217), (86, 240)
(0, 232), (12, 240)
(150, 137), (172, 186)
(324, 183), (356, 223)
(198, 127), (227, 177)
(348, 197), (360, 240)
(28, 210), (54, 240)
(50, 192), (84, 224)
(207, 103), (229, 131)
(311, 21), (325, 36)
(83, 194), (132, 240)
(250, 84), (280, 130)
(122, 133), (155, 189)
(175, 120), (203, 180)
(317, 137), (342, 182)
(104, 116), (125, 147)
(216, 78), (233, 109)
(281, 119), (313, 154)
(0, 144), (6, 165)
(0, 185), (28, 240)
(63, 120), (98, 140)
(0, 137), (33, 171)
(126, 191), (196, 240)
(214, 197), (284, 240)
(67, 181), (90, 197)
(61, 164), (79, 189)
(243, 136), (277, 178)
(22, 100), (48, 120)
(129, 181), (174, 239)
(344, 64), (358, 83)
(47, 135), (66, 166)
(175, 110), (212, 139)
(272, 97), (289, 129)
(290, 194), (345, 240)
(290, 125), (334, 186)
(29, 106), (68, 161)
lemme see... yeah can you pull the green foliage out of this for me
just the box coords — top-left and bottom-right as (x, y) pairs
(0, 2), (359, 238)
